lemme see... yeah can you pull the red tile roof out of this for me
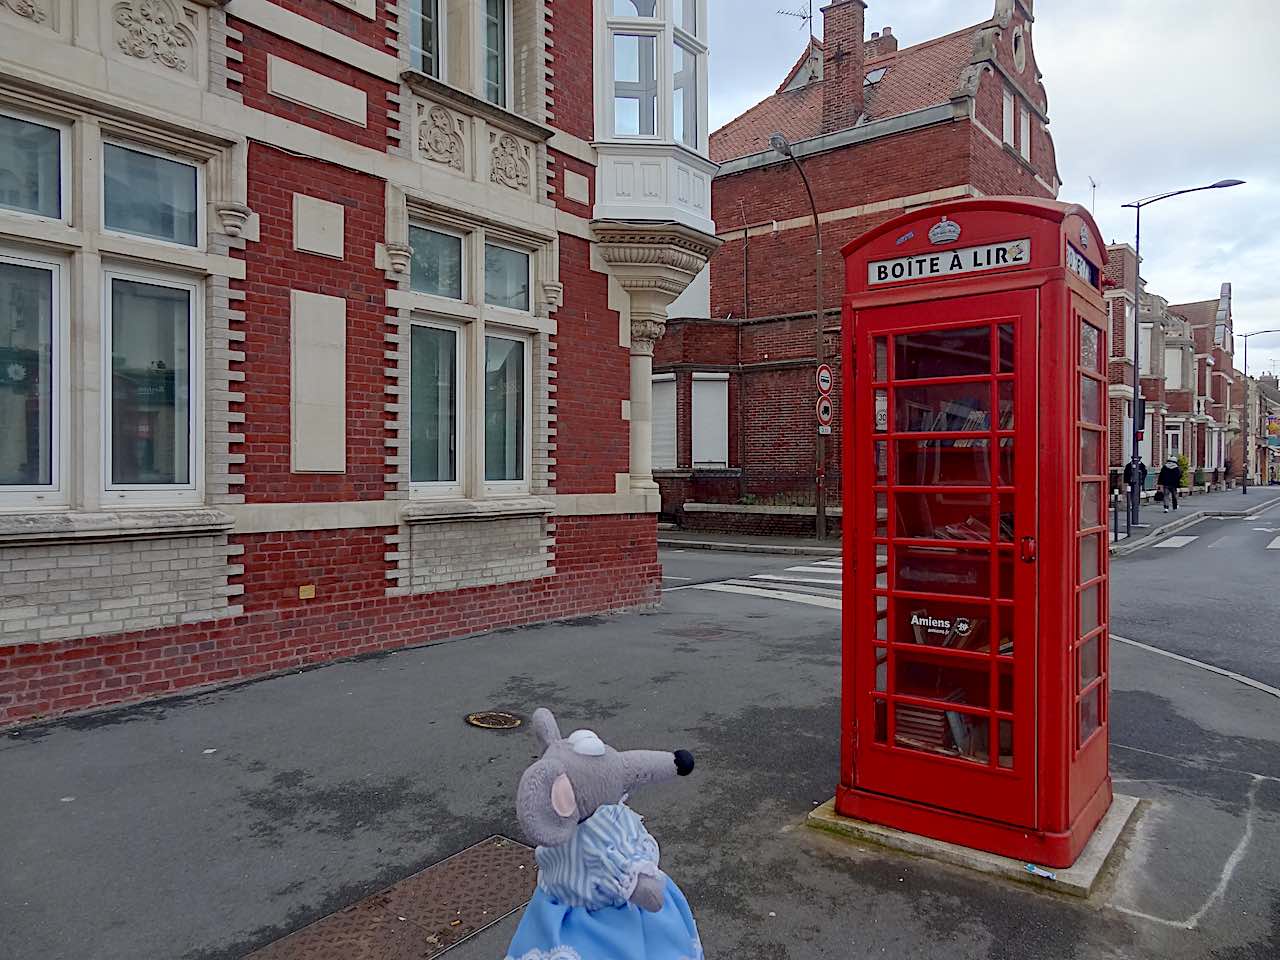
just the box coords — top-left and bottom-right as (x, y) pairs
(710, 27), (980, 164)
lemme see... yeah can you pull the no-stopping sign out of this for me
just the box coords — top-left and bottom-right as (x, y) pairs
(816, 395), (834, 427)
(816, 363), (834, 395)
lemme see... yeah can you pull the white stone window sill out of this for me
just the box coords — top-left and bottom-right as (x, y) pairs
(0, 509), (235, 546)
(401, 497), (553, 526)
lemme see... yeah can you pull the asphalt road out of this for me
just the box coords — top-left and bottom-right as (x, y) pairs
(1, 530), (1277, 960)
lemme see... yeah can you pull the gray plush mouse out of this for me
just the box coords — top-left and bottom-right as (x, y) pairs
(503, 708), (704, 960)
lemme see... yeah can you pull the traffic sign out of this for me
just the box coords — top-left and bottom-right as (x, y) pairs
(816, 395), (834, 427)
(816, 363), (834, 395)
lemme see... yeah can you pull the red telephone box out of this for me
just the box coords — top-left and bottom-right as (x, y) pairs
(837, 198), (1111, 868)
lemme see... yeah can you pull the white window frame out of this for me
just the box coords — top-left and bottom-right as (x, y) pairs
(100, 137), (205, 252)
(0, 105), (71, 226)
(481, 0), (514, 109)
(1002, 89), (1015, 145)
(482, 326), (533, 495)
(408, 316), (467, 498)
(1018, 104), (1031, 161)
(1165, 425), (1182, 458)
(408, 0), (447, 80)
(691, 370), (729, 468)
(101, 264), (203, 506)
(0, 246), (68, 509)
(483, 239), (533, 316)
(409, 221), (468, 302)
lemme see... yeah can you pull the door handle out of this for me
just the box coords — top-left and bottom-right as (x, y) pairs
(1020, 536), (1037, 563)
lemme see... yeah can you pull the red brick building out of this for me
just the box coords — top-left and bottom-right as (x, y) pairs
(654, 0), (1059, 528)
(0, 0), (718, 726)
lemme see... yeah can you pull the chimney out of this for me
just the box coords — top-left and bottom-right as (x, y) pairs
(865, 25), (897, 59)
(820, 0), (867, 135)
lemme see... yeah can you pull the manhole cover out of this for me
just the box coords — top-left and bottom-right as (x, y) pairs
(464, 711), (522, 730)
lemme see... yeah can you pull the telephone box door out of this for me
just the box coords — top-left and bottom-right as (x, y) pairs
(853, 290), (1038, 828)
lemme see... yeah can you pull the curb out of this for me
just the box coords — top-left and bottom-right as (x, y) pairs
(658, 537), (841, 557)
(1109, 497), (1280, 556)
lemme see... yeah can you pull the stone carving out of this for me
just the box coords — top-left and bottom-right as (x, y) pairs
(1, 0), (47, 22)
(385, 241), (412, 275)
(418, 104), (464, 171)
(490, 134), (531, 191)
(214, 201), (252, 238)
(113, 0), (197, 73)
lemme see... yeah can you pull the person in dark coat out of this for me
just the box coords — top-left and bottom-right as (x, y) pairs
(1157, 457), (1182, 512)
(1123, 456), (1148, 494)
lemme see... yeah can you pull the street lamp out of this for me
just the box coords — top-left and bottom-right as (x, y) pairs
(771, 131), (828, 540)
(1238, 328), (1280, 494)
(1121, 178), (1244, 524)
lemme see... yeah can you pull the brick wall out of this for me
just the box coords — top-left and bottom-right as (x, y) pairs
(0, 515), (657, 727)
(266, 0), (395, 49)
(546, 0), (594, 142)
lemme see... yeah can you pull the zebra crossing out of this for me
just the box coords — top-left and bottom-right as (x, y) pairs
(688, 556), (845, 609)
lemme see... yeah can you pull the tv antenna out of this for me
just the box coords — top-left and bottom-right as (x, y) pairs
(1088, 176), (1098, 214)
(777, 2), (815, 38)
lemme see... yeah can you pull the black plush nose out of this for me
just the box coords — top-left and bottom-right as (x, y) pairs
(674, 750), (695, 776)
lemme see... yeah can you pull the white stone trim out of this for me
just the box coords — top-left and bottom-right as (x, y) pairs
(719, 185), (977, 241)
(226, 0), (394, 77)
(267, 55), (368, 127)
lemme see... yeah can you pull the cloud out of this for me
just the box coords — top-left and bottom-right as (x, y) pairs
(708, 0), (1280, 372)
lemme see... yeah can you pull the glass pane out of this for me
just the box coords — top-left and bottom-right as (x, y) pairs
(997, 549), (1013, 599)
(1079, 687), (1101, 745)
(485, 336), (525, 482)
(1080, 375), (1102, 424)
(1079, 532), (1100, 583)
(896, 439), (990, 486)
(893, 326), (990, 380)
(998, 437), (1014, 485)
(409, 227), (463, 299)
(1080, 481), (1102, 529)
(484, 244), (530, 311)
(613, 34), (657, 136)
(997, 605), (1014, 657)
(997, 493), (1014, 542)
(998, 719), (1013, 768)
(110, 278), (191, 485)
(875, 491), (887, 537)
(0, 260), (54, 486)
(0, 113), (60, 219)
(874, 337), (888, 380)
(895, 491), (991, 541)
(409, 0), (440, 76)
(673, 40), (698, 147)
(894, 702), (988, 764)
(896, 654), (991, 708)
(895, 545), (990, 597)
(1080, 428), (1102, 475)
(1080, 321), (1101, 372)
(1078, 584), (1100, 636)
(998, 324), (1014, 372)
(895, 600), (990, 652)
(672, 0), (696, 33)
(895, 381), (990, 433)
(997, 380), (1013, 429)
(873, 698), (887, 743)
(103, 143), (198, 246)
(874, 389), (887, 431)
(410, 326), (457, 484)
(484, 0), (507, 106)
(874, 647), (887, 690)
(874, 440), (887, 481)
(998, 662), (1013, 711)
(875, 544), (888, 588)
(1079, 636), (1101, 691)
(613, 0), (656, 14)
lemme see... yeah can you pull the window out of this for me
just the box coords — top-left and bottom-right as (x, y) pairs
(1122, 301), (1135, 359)
(691, 372), (728, 467)
(409, 225), (464, 299)
(613, 0), (657, 15)
(1166, 426), (1182, 457)
(103, 142), (199, 247)
(408, 0), (443, 78)
(410, 322), (462, 488)
(864, 67), (888, 86)
(1018, 106), (1031, 160)
(1139, 324), (1153, 375)
(652, 374), (676, 470)
(104, 270), (197, 492)
(484, 333), (527, 484)
(0, 111), (62, 220)
(672, 39), (698, 147)
(483, 0), (509, 107)
(613, 34), (658, 136)
(0, 252), (59, 499)
(672, 0), (696, 35)
(1002, 89), (1014, 145)
(485, 243), (530, 311)
(1165, 346), (1183, 389)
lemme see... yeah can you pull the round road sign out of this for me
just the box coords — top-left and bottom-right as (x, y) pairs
(816, 395), (834, 427)
(816, 363), (834, 395)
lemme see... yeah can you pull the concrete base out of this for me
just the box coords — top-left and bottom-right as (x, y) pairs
(807, 794), (1141, 898)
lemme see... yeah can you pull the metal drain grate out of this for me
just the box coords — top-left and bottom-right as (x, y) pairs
(245, 836), (538, 959)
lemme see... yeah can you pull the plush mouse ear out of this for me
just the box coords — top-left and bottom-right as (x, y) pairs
(517, 758), (579, 848)
(531, 707), (562, 749)
(551, 773), (577, 818)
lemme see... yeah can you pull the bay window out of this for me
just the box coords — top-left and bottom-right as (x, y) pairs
(409, 0), (443, 79)
(103, 141), (200, 248)
(672, 39), (697, 147)
(0, 110), (64, 220)
(483, 0), (509, 107)
(613, 33), (658, 137)
(410, 322), (462, 490)
(104, 270), (198, 495)
(410, 225), (464, 299)
(484, 333), (527, 485)
(0, 252), (60, 501)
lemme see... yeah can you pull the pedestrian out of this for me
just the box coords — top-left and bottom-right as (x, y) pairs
(1157, 457), (1182, 513)
(1123, 455), (1148, 517)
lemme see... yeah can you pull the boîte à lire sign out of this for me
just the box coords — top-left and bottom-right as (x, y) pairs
(868, 238), (1031, 285)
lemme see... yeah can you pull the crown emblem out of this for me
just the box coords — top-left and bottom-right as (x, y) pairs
(928, 216), (962, 244)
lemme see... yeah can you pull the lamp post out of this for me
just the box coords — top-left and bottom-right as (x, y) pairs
(771, 131), (828, 539)
(1238, 328), (1280, 494)
(1122, 179), (1244, 525)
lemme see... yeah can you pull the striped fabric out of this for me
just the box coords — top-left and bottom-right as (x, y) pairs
(535, 803), (661, 910)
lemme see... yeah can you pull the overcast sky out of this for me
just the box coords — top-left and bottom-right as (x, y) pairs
(709, 0), (1280, 375)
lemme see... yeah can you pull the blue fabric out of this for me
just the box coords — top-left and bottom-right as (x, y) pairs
(505, 804), (702, 960)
